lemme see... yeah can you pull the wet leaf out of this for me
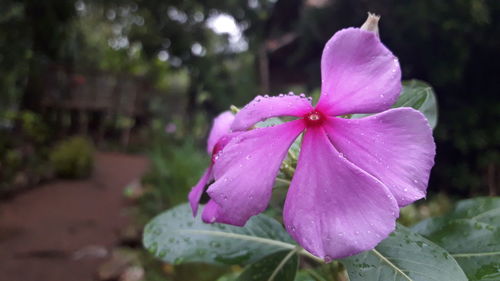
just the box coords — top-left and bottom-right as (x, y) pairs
(413, 197), (500, 281)
(342, 224), (467, 281)
(293, 271), (316, 281)
(236, 250), (298, 281)
(143, 203), (296, 265)
(352, 79), (438, 129)
(394, 80), (438, 129)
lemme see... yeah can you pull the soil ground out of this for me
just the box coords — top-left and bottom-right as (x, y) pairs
(0, 152), (149, 281)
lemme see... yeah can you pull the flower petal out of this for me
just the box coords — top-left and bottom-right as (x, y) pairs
(207, 120), (305, 226)
(207, 111), (235, 153)
(323, 108), (436, 207)
(316, 28), (401, 116)
(283, 126), (399, 260)
(201, 199), (222, 223)
(188, 166), (213, 216)
(231, 95), (313, 131)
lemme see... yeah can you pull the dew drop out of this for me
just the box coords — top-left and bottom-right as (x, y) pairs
(404, 188), (408, 192)
(279, 93), (284, 97)
(324, 255), (333, 263)
(209, 241), (221, 248)
(264, 94), (269, 98)
(413, 179), (419, 184)
(245, 155), (252, 160)
(158, 248), (168, 258)
(287, 92), (294, 96)
(299, 93), (306, 98)
(153, 227), (162, 235)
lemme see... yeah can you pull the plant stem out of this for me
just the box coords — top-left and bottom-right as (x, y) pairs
(276, 177), (291, 185)
(268, 247), (300, 281)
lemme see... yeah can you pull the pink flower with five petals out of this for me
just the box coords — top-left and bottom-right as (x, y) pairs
(190, 27), (435, 260)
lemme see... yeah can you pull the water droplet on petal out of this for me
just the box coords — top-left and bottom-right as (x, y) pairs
(324, 255), (333, 263)
(279, 93), (284, 97)
(299, 93), (306, 98)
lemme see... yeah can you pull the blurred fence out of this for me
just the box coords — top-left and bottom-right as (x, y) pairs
(40, 65), (156, 146)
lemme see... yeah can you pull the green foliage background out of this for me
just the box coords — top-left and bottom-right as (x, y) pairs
(1, 0), (498, 197)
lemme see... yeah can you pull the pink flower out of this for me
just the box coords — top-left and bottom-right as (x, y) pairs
(192, 28), (436, 260)
(188, 111), (237, 221)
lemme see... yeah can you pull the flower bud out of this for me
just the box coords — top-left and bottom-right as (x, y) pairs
(360, 12), (380, 38)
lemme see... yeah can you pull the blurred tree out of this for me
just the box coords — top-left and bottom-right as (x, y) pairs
(21, 0), (76, 111)
(0, 0), (498, 196)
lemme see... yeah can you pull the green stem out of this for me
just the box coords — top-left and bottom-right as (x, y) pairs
(276, 177), (291, 185)
(268, 247), (300, 281)
(299, 248), (325, 263)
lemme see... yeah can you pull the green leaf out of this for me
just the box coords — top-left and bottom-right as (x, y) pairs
(293, 271), (316, 281)
(236, 250), (298, 281)
(351, 79), (438, 129)
(395, 80), (438, 129)
(255, 117), (284, 128)
(216, 272), (240, 281)
(143, 203), (296, 265)
(342, 224), (467, 281)
(412, 197), (500, 281)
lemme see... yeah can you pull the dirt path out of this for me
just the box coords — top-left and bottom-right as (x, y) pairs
(0, 152), (149, 281)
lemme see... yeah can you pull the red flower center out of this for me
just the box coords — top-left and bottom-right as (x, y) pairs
(304, 110), (325, 127)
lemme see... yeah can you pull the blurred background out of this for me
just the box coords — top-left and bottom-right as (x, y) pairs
(0, 0), (498, 281)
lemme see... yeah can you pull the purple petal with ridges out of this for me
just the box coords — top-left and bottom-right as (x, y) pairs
(207, 120), (305, 226)
(323, 108), (436, 207)
(231, 95), (313, 131)
(283, 126), (399, 260)
(316, 28), (401, 116)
